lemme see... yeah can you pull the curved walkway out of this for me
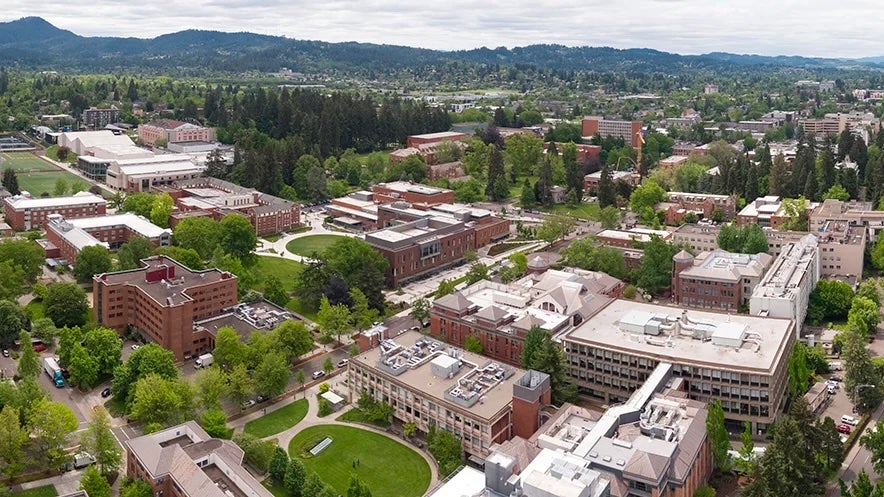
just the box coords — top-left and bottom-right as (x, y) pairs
(258, 214), (356, 263)
(231, 386), (440, 486)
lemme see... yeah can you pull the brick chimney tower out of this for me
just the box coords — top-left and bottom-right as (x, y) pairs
(511, 370), (551, 439)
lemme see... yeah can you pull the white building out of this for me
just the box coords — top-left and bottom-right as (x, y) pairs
(749, 234), (819, 336)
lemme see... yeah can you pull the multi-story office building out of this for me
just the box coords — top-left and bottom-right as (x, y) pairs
(581, 118), (643, 148)
(595, 228), (672, 248)
(672, 250), (773, 311)
(671, 224), (721, 253)
(81, 106), (120, 129)
(93, 256), (238, 360)
(3, 192), (106, 230)
(159, 177), (300, 236)
(126, 421), (273, 497)
(138, 119), (215, 146)
(766, 224), (865, 278)
(430, 269), (614, 366)
(811, 198), (884, 241)
(43, 213), (171, 263)
(348, 330), (551, 460)
(749, 234), (819, 336)
(562, 299), (795, 434)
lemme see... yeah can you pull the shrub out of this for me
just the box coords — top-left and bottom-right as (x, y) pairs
(623, 285), (637, 299)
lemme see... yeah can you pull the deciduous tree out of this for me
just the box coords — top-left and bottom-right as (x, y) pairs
(75, 245), (113, 282)
(28, 399), (78, 467)
(173, 217), (221, 259)
(80, 406), (121, 477)
(117, 236), (155, 271)
(255, 352), (290, 398)
(44, 282), (88, 328)
(0, 406), (26, 478)
(706, 400), (732, 472)
(79, 466), (111, 497)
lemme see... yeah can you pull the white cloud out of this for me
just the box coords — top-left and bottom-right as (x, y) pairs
(3, 0), (882, 58)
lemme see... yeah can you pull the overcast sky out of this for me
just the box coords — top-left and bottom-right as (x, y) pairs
(4, 1), (882, 59)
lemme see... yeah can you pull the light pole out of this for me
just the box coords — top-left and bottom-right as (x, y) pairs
(854, 383), (876, 414)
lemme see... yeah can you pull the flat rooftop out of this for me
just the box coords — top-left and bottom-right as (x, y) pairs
(69, 213), (170, 239)
(409, 131), (469, 140)
(565, 299), (794, 373)
(673, 223), (721, 236)
(679, 250), (772, 281)
(376, 181), (448, 196)
(4, 191), (106, 210)
(752, 234), (817, 300)
(352, 330), (524, 420)
(97, 256), (233, 306)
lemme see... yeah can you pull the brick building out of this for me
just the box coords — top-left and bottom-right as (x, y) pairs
(430, 269), (614, 366)
(661, 192), (737, 224)
(43, 213), (171, 263)
(126, 421), (272, 497)
(406, 131), (471, 149)
(372, 181), (455, 206)
(93, 256), (237, 360)
(584, 170), (640, 192)
(581, 118), (643, 148)
(595, 228), (672, 248)
(737, 196), (817, 228)
(348, 330), (550, 460)
(138, 119), (215, 146)
(671, 250), (773, 312)
(159, 177), (300, 236)
(3, 192), (106, 231)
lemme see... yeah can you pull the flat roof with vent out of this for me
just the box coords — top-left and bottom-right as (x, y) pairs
(566, 300), (793, 373)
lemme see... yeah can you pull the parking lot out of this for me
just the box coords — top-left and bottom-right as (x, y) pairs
(816, 373), (858, 439)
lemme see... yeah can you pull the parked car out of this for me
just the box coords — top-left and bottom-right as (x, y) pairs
(337, 359), (349, 368)
(829, 375), (843, 382)
(312, 370), (325, 380)
(256, 395), (268, 403)
(841, 415), (859, 426)
(240, 400), (256, 410)
(2, 349), (8, 357)
(837, 424), (852, 434)
(101, 387), (111, 398)
(33, 343), (46, 352)
(130, 344), (140, 350)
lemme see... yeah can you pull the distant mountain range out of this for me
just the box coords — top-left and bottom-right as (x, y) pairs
(0, 16), (880, 74)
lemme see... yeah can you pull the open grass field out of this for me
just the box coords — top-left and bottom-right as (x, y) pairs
(11, 485), (57, 497)
(253, 255), (305, 292)
(244, 399), (309, 438)
(1, 152), (60, 171)
(542, 202), (602, 221)
(285, 235), (345, 257)
(288, 425), (431, 497)
(1, 151), (85, 196)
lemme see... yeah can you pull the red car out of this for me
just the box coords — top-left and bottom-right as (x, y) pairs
(33, 343), (46, 352)
(837, 424), (852, 434)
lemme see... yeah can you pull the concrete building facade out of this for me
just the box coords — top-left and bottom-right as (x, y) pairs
(581, 118), (643, 148)
(749, 234), (819, 336)
(93, 256), (237, 360)
(81, 106), (120, 129)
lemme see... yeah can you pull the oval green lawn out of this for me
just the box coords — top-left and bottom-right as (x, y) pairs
(285, 234), (346, 257)
(288, 425), (431, 497)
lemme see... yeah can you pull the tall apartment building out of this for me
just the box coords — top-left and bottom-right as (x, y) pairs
(749, 234), (819, 336)
(3, 192), (106, 230)
(348, 330), (550, 460)
(81, 106), (120, 129)
(563, 299), (795, 434)
(431, 270), (614, 366)
(93, 256), (238, 360)
(160, 177), (300, 236)
(126, 421), (273, 497)
(43, 213), (171, 263)
(672, 250), (773, 311)
(138, 119), (215, 146)
(581, 118), (643, 148)
(431, 365), (713, 497)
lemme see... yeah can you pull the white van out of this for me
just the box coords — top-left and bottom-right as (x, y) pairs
(829, 361), (843, 371)
(841, 415), (859, 426)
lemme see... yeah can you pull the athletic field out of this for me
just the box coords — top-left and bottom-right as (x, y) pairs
(0, 152), (85, 196)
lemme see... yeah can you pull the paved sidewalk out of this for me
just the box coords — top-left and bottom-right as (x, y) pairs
(230, 383), (440, 487)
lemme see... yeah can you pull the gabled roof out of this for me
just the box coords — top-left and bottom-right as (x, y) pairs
(475, 305), (510, 322)
(512, 314), (547, 331)
(433, 292), (473, 312)
(624, 451), (670, 482)
(673, 249), (694, 262)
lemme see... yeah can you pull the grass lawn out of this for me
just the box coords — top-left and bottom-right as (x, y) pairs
(285, 235), (345, 257)
(16, 171), (88, 197)
(45, 145), (78, 164)
(285, 298), (319, 322)
(11, 485), (57, 497)
(542, 202), (602, 221)
(262, 481), (287, 497)
(24, 300), (46, 320)
(0, 152), (59, 171)
(253, 255), (305, 292)
(261, 234), (281, 243)
(288, 425), (430, 497)
(244, 399), (309, 438)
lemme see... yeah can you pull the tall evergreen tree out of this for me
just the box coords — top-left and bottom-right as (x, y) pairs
(535, 153), (554, 207)
(597, 164), (616, 208)
(485, 146), (509, 200)
(768, 152), (790, 197)
(562, 142), (583, 202)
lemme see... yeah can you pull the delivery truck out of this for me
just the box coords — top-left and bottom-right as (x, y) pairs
(43, 357), (65, 388)
(194, 353), (214, 369)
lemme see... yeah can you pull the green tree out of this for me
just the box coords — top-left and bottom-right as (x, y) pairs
(28, 398), (78, 467)
(227, 363), (253, 407)
(317, 296), (353, 344)
(743, 416), (823, 497)
(323, 357), (334, 374)
(848, 296), (880, 340)
(53, 177), (68, 196)
(16, 331), (40, 380)
(465, 263), (489, 285)
(435, 279), (457, 298)
(347, 475), (374, 497)
(220, 214), (258, 266)
(149, 193), (174, 228)
(75, 245), (113, 282)
(44, 282), (88, 328)
(270, 320), (314, 362)
(121, 192), (155, 218)
(323, 237), (389, 311)
(485, 146), (509, 200)
(823, 183), (851, 201)
(779, 197), (809, 231)
(736, 421), (756, 475)
(255, 352), (290, 398)
(213, 326), (248, 370)
(464, 335), (483, 354)
(842, 331), (882, 413)
(787, 342), (812, 398)
(68, 342), (100, 388)
(121, 480), (153, 497)
(0, 406), (26, 478)
(155, 246), (205, 270)
(598, 205), (620, 230)
(636, 236), (677, 294)
(349, 287), (380, 331)
(705, 400), (732, 472)
(79, 466), (111, 497)
(0, 238), (44, 282)
(0, 301), (28, 347)
(520, 326), (577, 405)
(199, 409), (231, 439)
(562, 142), (583, 201)
(269, 447), (289, 484)
(83, 327), (123, 377)
(80, 406), (121, 477)
(840, 470), (884, 497)
(2, 168), (20, 194)
(856, 279), (881, 307)
(296, 369), (306, 397)
(284, 458), (307, 497)
(861, 420), (884, 475)
(232, 432), (276, 472)
(263, 275), (290, 307)
(173, 216), (221, 259)
(193, 366), (228, 411)
(808, 279), (855, 325)
(427, 425), (463, 478)
(629, 179), (667, 213)
(520, 179), (536, 208)
(535, 152), (555, 207)
(111, 343), (179, 406)
(536, 214), (577, 244)
(409, 297), (430, 327)
(129, 374), (194, 428)
(505, 133), (543, 177)
(30, 317), (57, 347)
(117, 236), (155, 271)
